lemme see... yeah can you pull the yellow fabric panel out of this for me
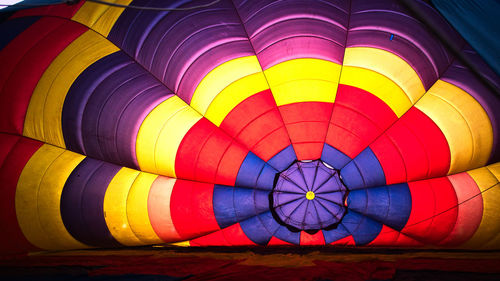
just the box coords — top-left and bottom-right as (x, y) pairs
(343, 47), (426, 104)
(463, 165), (500, 249)
(483, 163), (500, 248)
(191, 56), (263, 115)
(127, 172), (163, 244)
(339, 65), (411, 117)
(103, 167), (145, 246)
(23, 30), (119, 148)
(415, 80), (493, 174)
(205, 72), (269, 126)
(16, 144), (87, 250)
(264, 58), (341, 105)
(136, 96), (202, 177)
(72, 0), (133, 37)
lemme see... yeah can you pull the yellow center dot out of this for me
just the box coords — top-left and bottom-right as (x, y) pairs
(306, 191), (315, 200)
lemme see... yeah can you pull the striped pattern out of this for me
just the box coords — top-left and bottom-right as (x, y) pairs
(0, 0), (499, 253)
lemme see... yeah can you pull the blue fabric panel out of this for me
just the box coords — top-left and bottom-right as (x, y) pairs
(236, 151), (276, 190)
(0, 16), (39, 51)
(274, 225), (300, 245)
(321, 143), (352, 170)
(323, 223), (351, 244)
(234, 188), (270, 221)
(60, 158), (121, 247)
(340, 148), (385, 189)
(347, 183), (411, 231)
(235, 152), (264, 187)
(239, 214), (273, 245)
(256, 164), (277, 191)
(212, 185), (236, 229)
(266, 144), (297, 172)
(432, 0), (500, 76)
(341, 211), (382, 245)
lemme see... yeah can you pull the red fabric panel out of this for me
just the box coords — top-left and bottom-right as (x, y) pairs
(368, 225), (422, 247)
(300, 231), (326, 245)
(439, 173), (483, 246)
(0, 134), (42, 254)
(403, 178), (458, 245)
(326, 84), (398, 158)
(279, 102), (333, 160)
(191, 223), (256, 246)
(170, 180), (220, 240)
(370, 108), (450, 185)
(10, 2), (84, 19)
(190, 230), (230, 246)
(220, 90), (290, 161)
(330, 235), (355, 246)
(267, 236), (293, 246)
(176, 119), (249, 186)
(0, 17), (86, 134)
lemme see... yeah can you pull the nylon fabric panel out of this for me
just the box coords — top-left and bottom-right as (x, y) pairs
(0, 134), (42, 253)
(127, 172), (162, 244)
(147, 176), (181, 243)
(191, 56), (264, 116)
(219, 90), (291, 162)
(326, 84), (398, 159)
(169, 180), (220, 241)
(103, 167), (144, 246)
(464, 164), (500, 249)
(72, 0), (133, 37)
(264, 59), (341, 106)
(23, 30), (119, 148)
(0, 18), (86, 134)
(15, 144), (87, 250)
(343, 47), (426, 104)
(136, 95), (201, 178)
(415, 80), (493, 174)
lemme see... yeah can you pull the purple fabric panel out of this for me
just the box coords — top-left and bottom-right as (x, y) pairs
(115, 86), (172, 168)
(251, 18), (346, 53)
(108, 0), (254, 101)
(175, 40), (254, 103)
(108, 0), (214, 57)
(63, 52), (132, 156)
(81, 61), (171, 168)
(346, 30), (436, 90)
(158, 24), (250, 90)
(257, 36), (345, 69)
(441, 60), (500, 163)
(139, 7), (243, 71)
(235, 0), (348, 36)
(60, 158), (121, 247)
(349, 10), (456, 79)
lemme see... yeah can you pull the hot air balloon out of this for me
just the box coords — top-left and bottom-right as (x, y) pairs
(1, 0), (499, 254)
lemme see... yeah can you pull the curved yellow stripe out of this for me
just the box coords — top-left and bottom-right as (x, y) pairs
(415, 80), (493, 174)
(339, 65), (411, 117)
(483, 163), (500, 249)
(343, 47), (426, 103)
(127, 172), (162, 244)
(191, 56), (263, 115)
(23, 30), (119, 148)
(205, 72), (269, 126)
(16, 144), (87, 250)
(463, 164), (500, 249)
(72, 0), (133, 37)
(265, 58), (341, 105)
(136, 96), (202, 177)
(103, 167), (145, 246)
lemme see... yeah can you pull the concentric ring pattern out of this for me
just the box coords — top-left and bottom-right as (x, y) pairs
(1, 0), (500, 253)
